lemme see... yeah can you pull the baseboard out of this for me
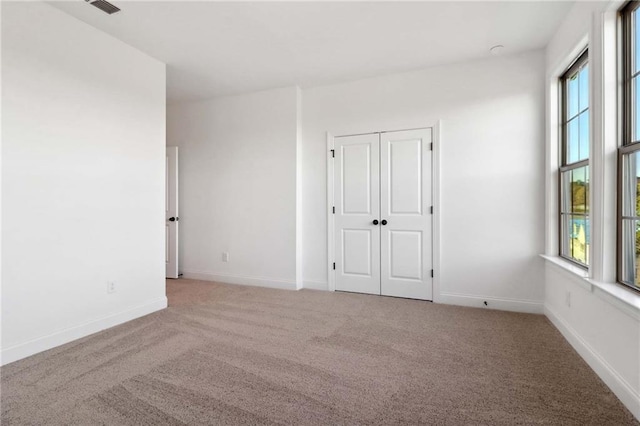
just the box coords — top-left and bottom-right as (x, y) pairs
(302, 281), (328, 291)
(1, 296), (168, 366)
(181, 270), (297, 291)
(438, 292), (544, 314)
(545, 304), (640, 421)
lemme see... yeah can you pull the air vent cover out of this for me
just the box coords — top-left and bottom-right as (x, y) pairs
(85, 0), (120, 15)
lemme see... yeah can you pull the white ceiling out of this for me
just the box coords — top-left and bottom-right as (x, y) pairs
(50, 1), (575, 103)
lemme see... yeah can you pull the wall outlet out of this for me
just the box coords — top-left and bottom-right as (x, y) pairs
(107, 281), (116, 294)
(565, 291), (571, 307)
(222, 252), (229, 262)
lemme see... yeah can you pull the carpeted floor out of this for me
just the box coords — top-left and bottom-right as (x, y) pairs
(1, 279), (637, 425)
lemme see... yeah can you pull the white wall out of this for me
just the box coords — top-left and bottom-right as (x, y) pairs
(545, 265), (640, 419)
(302, 51), (546, 312)
(167, 87), (301, 289)
(543, 0), (640, 420)
(1, 2), (167, 365)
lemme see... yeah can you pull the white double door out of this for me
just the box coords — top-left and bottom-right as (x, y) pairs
(334, 129), (433, 300)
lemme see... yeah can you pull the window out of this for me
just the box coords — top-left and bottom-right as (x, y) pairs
(560, 50), (589, 267)
(619, 1), (640, 291)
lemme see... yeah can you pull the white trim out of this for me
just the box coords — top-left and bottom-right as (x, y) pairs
(302, 281), (328, 291)
(590, 8), (618, 284)
(545, 304), (640, 421)
(181, 270), (297, 290)
(544, 35), (589, 260)
(587, 280), (640, 321)
(547, 35), (589, 81)
(544, 75), (560, 256)
(432, 121), (442, 304)
(438, 292), (544, 314)
(0, 297), (168, 366)
(540, 255), (591, 290)
(591, 9), (605, 282)
(326, 132), (336, 292)
(295, 87), (304, 290)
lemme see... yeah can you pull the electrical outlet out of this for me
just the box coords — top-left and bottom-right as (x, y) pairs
(565, 291), (571, 307)
(107, 281), (116, 294)
(222, 252), (229, 262)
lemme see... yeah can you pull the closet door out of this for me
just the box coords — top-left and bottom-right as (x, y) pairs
(380, 129), (433, 300)
(334, 133), (381, 295)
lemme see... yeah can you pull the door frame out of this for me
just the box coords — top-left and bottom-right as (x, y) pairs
(326, 122), (442, 302)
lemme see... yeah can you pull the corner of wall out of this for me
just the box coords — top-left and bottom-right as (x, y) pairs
(543, 295), (640, 421)
(1, 297), (167, 366)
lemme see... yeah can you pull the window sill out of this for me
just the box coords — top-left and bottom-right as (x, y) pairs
(540, 255), (590, 288)
(586, 279), (640, 320)
(540, 254), (640, 320)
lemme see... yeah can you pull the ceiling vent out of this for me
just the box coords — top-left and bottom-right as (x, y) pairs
(85, 0), (120, 15)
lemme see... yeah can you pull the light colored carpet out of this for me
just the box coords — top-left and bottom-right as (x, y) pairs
(1, 279), (637, 425)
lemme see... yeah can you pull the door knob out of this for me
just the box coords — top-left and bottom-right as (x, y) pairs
(373, 220), (379, 225)
(169, 217), (177, 222)
(381, 219), (388, 225)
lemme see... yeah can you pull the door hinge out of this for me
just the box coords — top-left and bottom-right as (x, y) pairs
(430, 206), (433, 214)
(431, 269), (434, 278)
(430, 143), (433, 151)
(333, 262), (336, 270)
(332, 206), (335, 214)
(330, 149), (335, 158)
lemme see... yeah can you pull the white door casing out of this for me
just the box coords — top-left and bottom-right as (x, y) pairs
(334, 133), (381, 295)
(166, 146), (179, 279)
(380, 129), (433, 300)
(330, 128), (433, 301)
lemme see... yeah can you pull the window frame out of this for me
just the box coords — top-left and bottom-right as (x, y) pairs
(617, 0), (640, 292)
(559, 49), (590, 268)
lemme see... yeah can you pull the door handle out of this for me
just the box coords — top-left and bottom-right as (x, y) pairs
(381, 219), (388, 225)
(169, 217), (179, 222)
(373, 220), (379, 225)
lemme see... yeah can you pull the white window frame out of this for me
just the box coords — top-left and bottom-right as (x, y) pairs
(559, 50), (590, 268)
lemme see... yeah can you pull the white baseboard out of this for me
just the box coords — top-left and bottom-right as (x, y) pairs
(437, 292), (544, 314)
(545, 304), (640, 421)
(1, 297), (168, 366)
(302, 281), (328, 291)
(181, 270), (297, 291)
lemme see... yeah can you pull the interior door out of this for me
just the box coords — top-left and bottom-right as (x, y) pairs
(166, 146), (179, 279)
(380, 129), (432, 300)
(334, 134), (381, 295)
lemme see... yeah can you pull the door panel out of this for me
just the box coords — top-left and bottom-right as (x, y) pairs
(389, 230), (423, 280)
(166, 146), (179, 279)
(342, 144), (372, 214)
(389, 138), (422, 215)
(334, 134), (380, 295)
(342, 229), (372, 276)
(380, 129), (432, 300)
